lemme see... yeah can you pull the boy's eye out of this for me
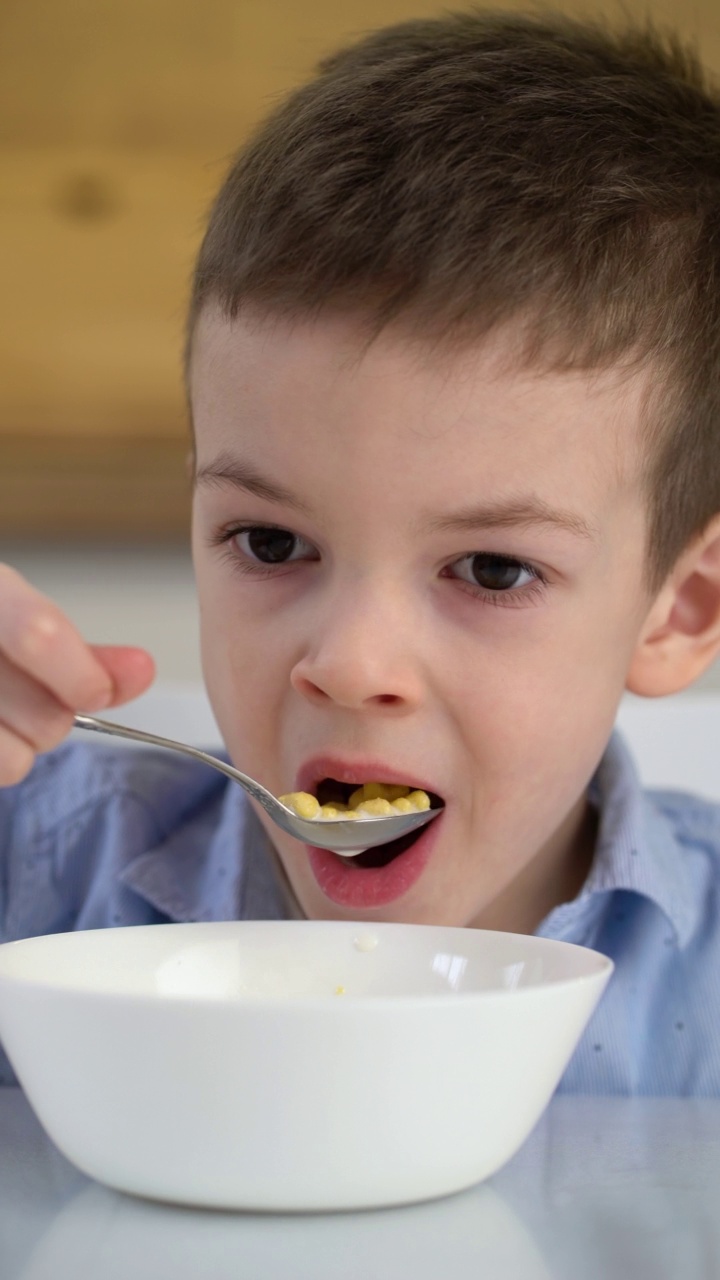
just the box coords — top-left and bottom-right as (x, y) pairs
(448, 553), (536, 591)
(235, 526), (316, 564)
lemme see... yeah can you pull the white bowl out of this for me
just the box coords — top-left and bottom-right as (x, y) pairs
(0, 921), (612, 1211)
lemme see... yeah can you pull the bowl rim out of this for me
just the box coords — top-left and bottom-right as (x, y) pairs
(0, 920), (614, 1010)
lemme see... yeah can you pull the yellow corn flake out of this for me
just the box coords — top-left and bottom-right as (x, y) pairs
(318, 803), (359, 820)
(279, 791), (320, 819)
(391, 796), (415, 813)
(357, 797), (396, 817)
(387, 785), (412, 801)
(280, 783), (431, 821)
(334, 985), (346, 996)
(371, 782), (411, 802)
(349, 782), (412, 808)
(360, 782), (387, 802)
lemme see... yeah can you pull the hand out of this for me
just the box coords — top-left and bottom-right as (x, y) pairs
(0, 564), (156, 785)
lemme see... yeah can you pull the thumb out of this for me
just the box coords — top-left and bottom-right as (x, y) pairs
(89, 645), (156, 707)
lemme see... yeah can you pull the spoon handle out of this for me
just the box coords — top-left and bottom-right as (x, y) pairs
(72, 714), (277, 812)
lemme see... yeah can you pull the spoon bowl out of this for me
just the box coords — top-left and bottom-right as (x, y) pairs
(72, 714), (442, 854)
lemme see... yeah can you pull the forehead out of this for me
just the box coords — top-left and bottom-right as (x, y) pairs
(189, 306), (649, 496)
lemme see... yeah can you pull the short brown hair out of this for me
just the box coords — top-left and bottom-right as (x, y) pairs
(189, 9), (720, 590)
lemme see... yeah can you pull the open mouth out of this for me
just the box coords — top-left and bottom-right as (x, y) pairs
(305, 777), (444, 909)
(314, 777), (444, 869)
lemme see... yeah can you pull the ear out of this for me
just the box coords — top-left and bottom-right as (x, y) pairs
(626, 513), (720, 696)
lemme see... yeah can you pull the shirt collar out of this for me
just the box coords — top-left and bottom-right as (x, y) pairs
(541, 730), (697, 948)
(119, 783), (291, 924)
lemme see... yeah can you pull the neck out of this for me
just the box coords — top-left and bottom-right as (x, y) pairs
(470, 794), (599, 935)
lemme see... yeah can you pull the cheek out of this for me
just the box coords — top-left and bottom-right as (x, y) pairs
(195, 571), (289, 761)
(442, 597), (636, 793)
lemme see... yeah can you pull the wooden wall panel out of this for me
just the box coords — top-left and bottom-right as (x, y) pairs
(2, 0), (720, 536)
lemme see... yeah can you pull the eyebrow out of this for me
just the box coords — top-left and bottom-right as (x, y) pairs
(426, 497), (598, 541)
(194, 454), (313, 515)
(194, 453), (597, 541)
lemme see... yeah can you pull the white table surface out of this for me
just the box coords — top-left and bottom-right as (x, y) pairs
(2, 1088), (720, 1280)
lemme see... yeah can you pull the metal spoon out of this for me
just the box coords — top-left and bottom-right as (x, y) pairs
(72, 714), (442, 855)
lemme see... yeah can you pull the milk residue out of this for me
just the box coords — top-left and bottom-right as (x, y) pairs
(353, 934), (379, 953)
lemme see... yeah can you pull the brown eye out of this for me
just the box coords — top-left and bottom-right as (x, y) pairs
(469, 555), (524, 590)
(449, 553), (536, 592)
(236, 527), (315, 564)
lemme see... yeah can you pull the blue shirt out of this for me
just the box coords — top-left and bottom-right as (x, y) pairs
(0, 732), (719, 1093)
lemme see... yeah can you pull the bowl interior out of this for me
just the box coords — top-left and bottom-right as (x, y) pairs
(0, 921), (611, 1002)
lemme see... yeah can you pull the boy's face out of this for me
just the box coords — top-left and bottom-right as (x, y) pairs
(190, 307), (655, 931)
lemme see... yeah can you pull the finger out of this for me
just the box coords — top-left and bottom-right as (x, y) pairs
(0, 653), (74, 754)
(0, 720), (36, 787)
(88, 646), (156, 708)
(0, 565), (113, 711)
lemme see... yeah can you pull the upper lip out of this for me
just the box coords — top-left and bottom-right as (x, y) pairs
(295, 754), (442, 798)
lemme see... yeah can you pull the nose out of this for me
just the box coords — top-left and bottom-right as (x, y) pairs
(290, 585), (425, 713)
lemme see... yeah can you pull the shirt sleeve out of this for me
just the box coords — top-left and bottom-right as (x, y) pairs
(0, 737), (234, 930)
(0, 743), (175, 946)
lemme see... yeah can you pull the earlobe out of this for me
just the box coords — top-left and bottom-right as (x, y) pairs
(626, 515), (720, 697)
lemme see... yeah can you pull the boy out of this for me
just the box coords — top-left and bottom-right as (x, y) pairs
(1, 9), (720, 1094)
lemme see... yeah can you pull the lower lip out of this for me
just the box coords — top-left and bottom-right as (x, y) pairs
(306, 818), (441, 909)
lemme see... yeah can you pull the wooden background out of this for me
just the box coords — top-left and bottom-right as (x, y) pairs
(2, 0), (720, 537)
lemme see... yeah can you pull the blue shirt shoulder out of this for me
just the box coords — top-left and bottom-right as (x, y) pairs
(539, 739), (720, 1095)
